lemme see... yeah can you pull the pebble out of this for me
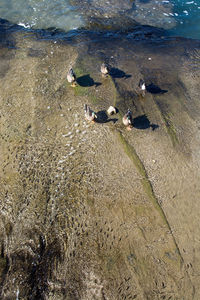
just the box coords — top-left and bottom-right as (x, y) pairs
(62, 132), (72, 137)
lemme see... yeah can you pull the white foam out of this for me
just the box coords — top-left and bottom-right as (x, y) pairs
(18, 22), (30, 28)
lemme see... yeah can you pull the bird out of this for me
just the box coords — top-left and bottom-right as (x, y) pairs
(107, 106), (117, 116)
(122, 109), (133, 130)
(101, 63), (111, 77)
(67, 68), (77, 87)
(138, 79), (146, 97)
(84, 104), (97, 122)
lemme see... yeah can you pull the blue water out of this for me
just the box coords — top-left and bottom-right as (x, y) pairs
(0, 0), (199, 39)
(168, 0), (200, 38)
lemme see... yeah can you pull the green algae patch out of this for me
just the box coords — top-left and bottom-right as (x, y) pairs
(73, 62), (100, 103)
(117, 132), (147, 180)
(117, 130), (167, 219)
(153, 99), (179, 147)
(117, 131), (183, 266)
(74, 84), (89, 97)
(163, 112), (179, 147)
(110, 78), (119, 108)
(73, 61), (117, 107)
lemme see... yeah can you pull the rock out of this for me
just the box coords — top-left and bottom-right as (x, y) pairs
(71, 0), (176, 30)
(0, 23), (200, 299)
(131, 0), (176, 29)
(0, 0), (176, 33)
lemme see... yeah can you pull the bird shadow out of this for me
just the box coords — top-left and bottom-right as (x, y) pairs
(133, 114), (159, 130)
(146, 83), (168, 94)
(77, 74), (101, 87)
(95, 110), (118, 124)
(109, 68), (131, 79)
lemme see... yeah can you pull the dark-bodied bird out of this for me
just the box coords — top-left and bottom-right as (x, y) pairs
(101, 63), (111, 77)
(67, 68), (77, 87)
(123, 109), (133, 130)
(84, 104), (97, 123)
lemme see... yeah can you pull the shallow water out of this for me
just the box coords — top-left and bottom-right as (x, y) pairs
(0, 0), (199, 39)
(169, 0), (200, 39)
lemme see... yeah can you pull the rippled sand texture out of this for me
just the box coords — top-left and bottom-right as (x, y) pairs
(0, 28), (200, 299)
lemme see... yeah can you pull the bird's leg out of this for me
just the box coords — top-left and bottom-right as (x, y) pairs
(71, 81), (77, 87)
(102, 73), (109, 78)
(138, 94), (145, 101)
(126, 125), (132, 131)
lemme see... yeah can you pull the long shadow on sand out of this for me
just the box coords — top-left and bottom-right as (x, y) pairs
(96, 110), (118, 124)
(146, 83), (168, 94)
(77, 74), (101, 87)
(110, 67), (131, 79)
(133, 114), (159, 131)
